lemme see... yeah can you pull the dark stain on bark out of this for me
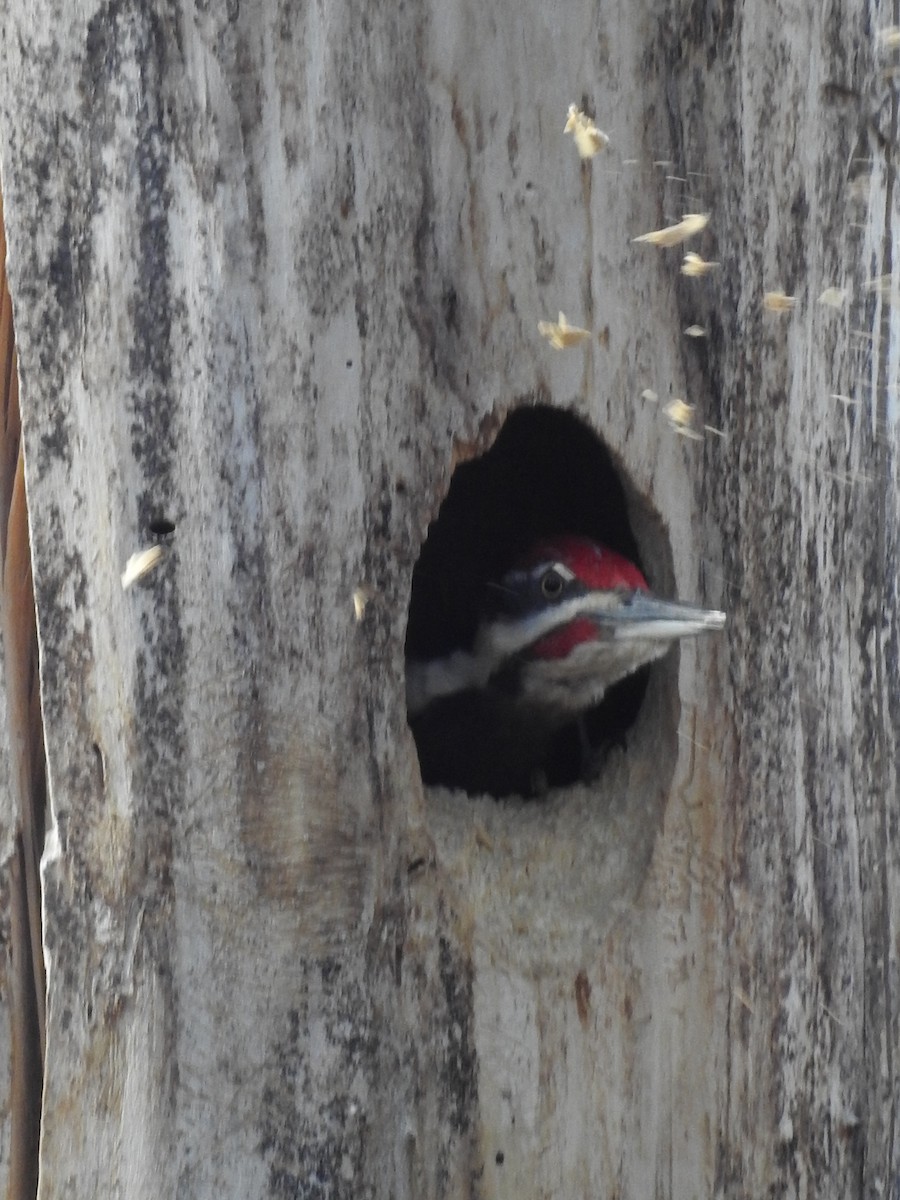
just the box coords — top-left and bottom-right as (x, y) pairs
(47, 216), (76, 324)
(574, 970), (591, 1026)
(82, 1), (179, 477)
(530, 215), (554, 286)
(258, 963), (376, 1199)
(438, 935), (477, 1136)
(81, 4), (186, 891)
(30, 502), (96, 801)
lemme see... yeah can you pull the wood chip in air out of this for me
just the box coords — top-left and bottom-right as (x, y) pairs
(681, 252), (719, 277)
(633, 213), (709, 248)
(876, 25), (900, 48)
(352, 585), (375, 622)
(663, 398), (703, 439)
(763, 290), (797, 313)
(865, 275), (900, 305)
(684, 325), (707, 338)
(818, 287), (847, 308)
(537, 312), (592, 349)
(563, 104), (610, 159)
(641, 388), (659, 402)
(121, 546), (165, 590)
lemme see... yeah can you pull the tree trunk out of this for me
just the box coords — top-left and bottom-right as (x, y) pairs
(0, 0), (896, 1197)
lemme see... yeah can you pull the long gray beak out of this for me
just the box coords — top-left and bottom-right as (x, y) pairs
(599, 594), (726, 641)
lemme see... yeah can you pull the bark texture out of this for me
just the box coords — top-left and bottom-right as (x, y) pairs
(0, 0), (896, 1197)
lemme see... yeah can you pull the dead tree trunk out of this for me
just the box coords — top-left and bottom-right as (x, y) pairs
(0, 0), (896, 1197)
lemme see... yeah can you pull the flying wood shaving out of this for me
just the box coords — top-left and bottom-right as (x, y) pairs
(763, 290), (797, 313)
(121, 546), (164, 590)
(876, 25), (900, 48)
(641, 388), (659, 402)
(633, 213), (709, 248)
(681, 252), (719, 277)
(564, 104), (610, 158)
(663, 398), (703, 439)
(818, 287), (847, 308)
(865, 275), (900, 305)
(684, 325), (707, 338)
(352, 585), (375, 621)
(537, 312), (592, 349)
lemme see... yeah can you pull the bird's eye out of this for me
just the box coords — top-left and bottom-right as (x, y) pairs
(540, 569), (565, 600)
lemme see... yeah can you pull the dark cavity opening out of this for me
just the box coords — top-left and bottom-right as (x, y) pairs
(148, 516), (176, 536)
(405, 405), (650, 797)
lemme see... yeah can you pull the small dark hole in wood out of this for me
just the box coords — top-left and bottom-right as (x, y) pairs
(495, 1152), (505, 1165)
(149, 517), (176, 536)
(92, 742), (106, 788)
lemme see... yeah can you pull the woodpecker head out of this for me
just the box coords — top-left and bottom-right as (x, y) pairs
(407, 534), (726, 724)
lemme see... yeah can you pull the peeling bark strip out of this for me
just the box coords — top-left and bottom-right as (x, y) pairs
(0, 0), (898, 1197)
(0, 190), (46, 1200)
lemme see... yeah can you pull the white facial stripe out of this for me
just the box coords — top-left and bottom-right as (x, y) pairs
(406, 649), (484, 715)
(406, 591), (612, 713)
(476, 591), (621, 661)
(407, 591), (726, 713)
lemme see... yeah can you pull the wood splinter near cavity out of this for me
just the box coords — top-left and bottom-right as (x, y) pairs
(538, 313), (592, 349)
(121, 546), (165, 589)
(563, 104), (609, 159)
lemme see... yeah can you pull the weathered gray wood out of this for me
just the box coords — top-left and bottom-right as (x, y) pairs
(0, 0), (897, 1196)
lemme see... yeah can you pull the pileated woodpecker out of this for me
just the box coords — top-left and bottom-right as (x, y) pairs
(407, 534), (725, 796)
